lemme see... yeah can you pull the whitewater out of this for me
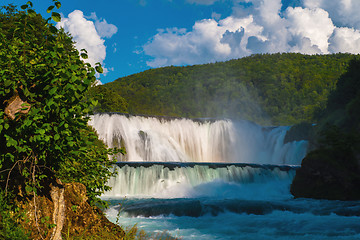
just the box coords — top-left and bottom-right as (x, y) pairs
(89, 114), (360, 240)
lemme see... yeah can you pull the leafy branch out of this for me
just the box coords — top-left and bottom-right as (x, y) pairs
(0, 0), (122, 208)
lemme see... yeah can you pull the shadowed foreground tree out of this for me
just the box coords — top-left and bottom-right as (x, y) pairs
(291, 59), (360, 200)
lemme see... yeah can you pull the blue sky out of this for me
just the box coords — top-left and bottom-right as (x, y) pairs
(2, 0), (360, 83)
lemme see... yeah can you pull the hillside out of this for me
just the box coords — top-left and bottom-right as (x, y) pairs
(92, 53), (358, 125)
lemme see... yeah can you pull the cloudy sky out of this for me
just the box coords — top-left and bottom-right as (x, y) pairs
(3, 0), (360, 83)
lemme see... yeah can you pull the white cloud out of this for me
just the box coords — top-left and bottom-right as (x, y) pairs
(142, 0), (360, 68)
(143, 16), (264, 67)
(289, 36), (322, 54)
(57, 10), (117, 75)
(244, 0), (289, 53)
(303, 0), (360, 29)
(88, 12), (118, 38)
(329, 27), (360, 53)
(57, 10), (105, 67)
(286, 7), (335, 53)
(255, 0), (282, 26)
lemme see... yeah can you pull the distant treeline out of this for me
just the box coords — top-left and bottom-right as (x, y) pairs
(89, 53), (358, 125)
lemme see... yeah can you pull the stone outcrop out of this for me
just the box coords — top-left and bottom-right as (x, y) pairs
(18, 181), (125, 239)
(290, 149), (360, 200)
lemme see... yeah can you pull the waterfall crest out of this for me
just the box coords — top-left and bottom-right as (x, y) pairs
(89, 113), (308, 165)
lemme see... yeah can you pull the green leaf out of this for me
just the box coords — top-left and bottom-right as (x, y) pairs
(49, 26), (58, 33)
(6, 138), (17, 147)
(51, 12), (61, 22)
(46, 99), (55, 107)
(80, 53), (88, 59)
(23, 119), (32, 126)
(95, 65), (103, 74)
(47, 6), (55, 13)
(25, 185), (33, 194)
(49, 87), (58, 95)
(55, 1), (61, 9)
(91, 99), (98, 106)
(27, 9), (37, 17)
(21, 4), (28, 10)
(4, 79), (12, 87)
(54, 134), (60, 140)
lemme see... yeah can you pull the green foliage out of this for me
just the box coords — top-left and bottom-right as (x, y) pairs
(56, 127), (125, 206)
(318, 125), (359, 160)
(0, 2), (121, 207)
(0, 191), (29, 240)
(98, 53), (356, 125)
(319, 58), (360, 131)
(88, 85), (128, 113)
(315, 58), (360, 158)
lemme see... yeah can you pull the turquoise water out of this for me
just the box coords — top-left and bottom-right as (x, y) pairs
(103, 175), (360, 240)
(90, 115), (360, 239)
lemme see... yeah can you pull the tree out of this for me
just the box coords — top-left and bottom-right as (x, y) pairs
(101, 53), (356, 125)
(88, 85), (128, 113)
(0, 1), (122, 206)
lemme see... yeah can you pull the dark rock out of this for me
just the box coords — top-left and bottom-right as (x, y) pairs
(284, 122), (314, 144)
(290, 149), (360, 200)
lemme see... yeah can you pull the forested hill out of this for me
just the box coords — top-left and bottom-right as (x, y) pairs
(91, 53), (358, 125)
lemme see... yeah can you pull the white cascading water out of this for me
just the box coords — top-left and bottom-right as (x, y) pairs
(102, 164), (296, 198)
(90, 114), (360, 240)
(89, 113), (307, 198)
(89, 113), (308, 165)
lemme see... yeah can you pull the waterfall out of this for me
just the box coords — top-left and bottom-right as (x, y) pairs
(89, 113), (308, 165)
(92, 114), (360, 240)
(102, 163), (297, 199)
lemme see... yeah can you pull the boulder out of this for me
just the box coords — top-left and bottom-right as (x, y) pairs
(290, 149), (360, 200)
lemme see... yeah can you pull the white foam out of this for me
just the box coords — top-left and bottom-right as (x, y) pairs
(105, 203), (360, 240)
(102, 164), (296, 199)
